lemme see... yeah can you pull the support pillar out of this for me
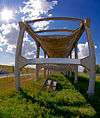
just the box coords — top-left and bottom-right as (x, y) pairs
(15, 22), (25, 91)
(47, 68), (49, 76)
(84, 19), (96, 96)
(74, 43), (78, 83)
(47, 55), (50, 77)
(44, 50), (47, 78)
(36, 42), (40, 79)
(69, 52), (72, 77)
(15, 68), (20, 91)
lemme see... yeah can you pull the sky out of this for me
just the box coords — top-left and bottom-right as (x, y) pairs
(0, 0), (100, 65)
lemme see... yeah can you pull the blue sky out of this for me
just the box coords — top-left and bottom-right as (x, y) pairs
(0, 0), (100, 65)
(53, 0), (100, 64)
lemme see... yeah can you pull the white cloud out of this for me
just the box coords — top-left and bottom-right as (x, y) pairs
(6, 44), (16, 54)
(78, 42), (89, 59)
(19, 0), (58, 30)
(22, 39), (37, 58)
(0, 23), (19, 45)
(77, 42), (97, 72)
(33, 21), (50, 30)
(72, 42), (97, 59)
(19, 0), (58, 21)
(71, 42), (89, 71)
(0, 0), (58, 60)
(0, 23), (19, 55)
(0, 47), (3, 52)
(0, 33), (7, 44)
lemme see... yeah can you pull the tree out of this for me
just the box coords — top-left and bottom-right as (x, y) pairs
(96, 65), (100, 74)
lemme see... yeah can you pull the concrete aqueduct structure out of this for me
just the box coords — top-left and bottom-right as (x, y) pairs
(15, 17), (96, 96)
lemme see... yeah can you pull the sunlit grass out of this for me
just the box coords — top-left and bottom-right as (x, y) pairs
(0, 73), (99, 118)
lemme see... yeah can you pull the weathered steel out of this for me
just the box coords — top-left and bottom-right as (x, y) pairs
(15, 17), (96, 96)
(27, 17), (84, 23)
(84, 19), (96, 96)
(26, 58), (81, 65)
(74, 43), (78, 84)
(34, 29), (76, 33)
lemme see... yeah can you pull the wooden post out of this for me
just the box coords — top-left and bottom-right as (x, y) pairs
(84, 19), (96, 96)
(47, 68), (49, 76)
(36, 42), (40, 79)
(15, 22), (25, 91)
(44, 50), (47, 78)
(74, 43), (78, 83)
(47, 55), (50, 77)
(69, 52), (72, 77)
(15, 68), (20, 91)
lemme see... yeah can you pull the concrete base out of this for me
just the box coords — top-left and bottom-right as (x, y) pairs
(87, 79), (95, 96)
(74, 71), (78, 84)
(15, 70), (21, 91)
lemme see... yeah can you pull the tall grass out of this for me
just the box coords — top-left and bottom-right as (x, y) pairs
(0, 73), (98, 118)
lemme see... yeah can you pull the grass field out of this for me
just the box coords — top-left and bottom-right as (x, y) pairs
(0, 73), (100, 118)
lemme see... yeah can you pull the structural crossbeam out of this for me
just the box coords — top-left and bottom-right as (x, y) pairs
(26, 58), (81, 65)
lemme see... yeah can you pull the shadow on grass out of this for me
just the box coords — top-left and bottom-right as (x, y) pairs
(19, 89), (36, 103)
(67, 74), (100, 118)
(19, 87), (95, 118)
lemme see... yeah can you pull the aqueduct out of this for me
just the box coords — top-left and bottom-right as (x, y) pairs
(15, 17), (96, 96)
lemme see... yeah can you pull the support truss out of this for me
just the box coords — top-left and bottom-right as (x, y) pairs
(15, 17), (96, 96)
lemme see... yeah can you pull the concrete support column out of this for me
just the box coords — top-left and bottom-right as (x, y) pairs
(69, 52), (72, 77)
(84, 19), (96, 96)
(49, 69), (52, 75)
(74, 43), (78, 83)
(44, 51), (47, 78)
(87, 71), (95, 96)
(47, 55), (50, 77)
(47, 68), (50, 76)
(15, 68), (20, 91)
(36, 42), (40, 79)
(15, 22), (25, 91)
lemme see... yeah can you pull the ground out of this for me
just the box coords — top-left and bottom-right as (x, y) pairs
(0, 73), (100, 118)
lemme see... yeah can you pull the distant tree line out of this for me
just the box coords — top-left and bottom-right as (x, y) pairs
(0, 65), (35, 74)
(84, 64), (100, 74)
(96, 65), (100, 74)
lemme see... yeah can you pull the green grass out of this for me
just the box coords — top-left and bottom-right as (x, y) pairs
(0, 73), (100, 118)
